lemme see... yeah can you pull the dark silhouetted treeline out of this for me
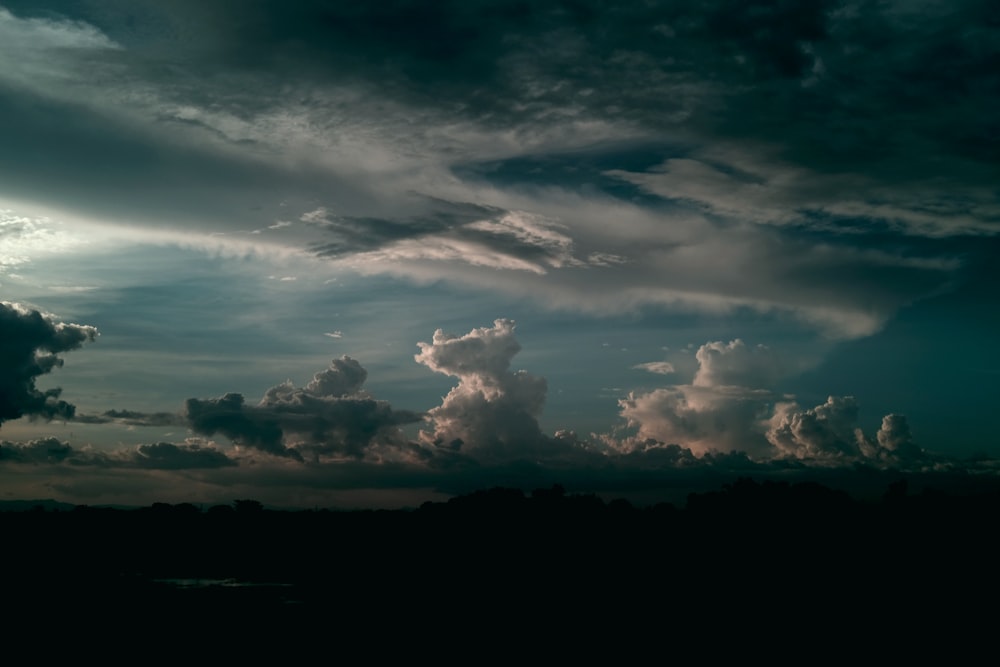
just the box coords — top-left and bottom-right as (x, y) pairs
(5, 477), (998, 655)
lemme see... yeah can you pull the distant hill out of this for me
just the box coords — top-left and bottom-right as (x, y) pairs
(0, 498), (77, 512)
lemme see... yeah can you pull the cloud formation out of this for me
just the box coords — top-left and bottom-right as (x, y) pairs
(633, 361), (676, 375)
(767, 399), (923, 463)
(415, 319), (549, 458)
(184, 356), (423, 460)
(693, 339), (781, 388)
(0, 437), (235, 469)
(0, 1), (986, 341)
(612, 337), (925, 463)
(767, 396), (869, 460)
(0, 302), (97, 425)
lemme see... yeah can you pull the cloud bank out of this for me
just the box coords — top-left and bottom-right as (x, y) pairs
(612, 337), (927, 464)
(0, 315), (992, 508)
(183, 356), (423, 461)
(0, 437), (234, 469)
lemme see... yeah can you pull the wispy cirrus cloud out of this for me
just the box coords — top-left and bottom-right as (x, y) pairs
(0, 1), (989, 340)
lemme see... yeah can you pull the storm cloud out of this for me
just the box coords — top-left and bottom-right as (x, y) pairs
(0, 302), (97, 425)
(0, 437), (235, 469)
(184, 356), (423, 460)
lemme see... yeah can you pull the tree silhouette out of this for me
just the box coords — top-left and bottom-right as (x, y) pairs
(233, 499), (264, 514)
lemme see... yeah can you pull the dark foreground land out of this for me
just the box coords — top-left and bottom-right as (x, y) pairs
(4, 478), (998, 657)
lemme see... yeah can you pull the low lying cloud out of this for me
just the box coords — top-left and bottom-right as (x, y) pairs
(0, 316), (961, 510)
(610, 337), (926, 464)
(184, 356), (423, 460)
(72, 322), (931, 471)
(0, 437), (235, 469)
(767, 400), (923, 463)
(73, 409), (185, 427)
(0, 302), (97, 425)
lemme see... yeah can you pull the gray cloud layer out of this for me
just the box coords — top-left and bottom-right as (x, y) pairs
(1, 1), (993, 337)
(0, 437), (234, 469)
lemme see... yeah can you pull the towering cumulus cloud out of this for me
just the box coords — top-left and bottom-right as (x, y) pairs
(184, 356), (422, 460)
(0, 302), (97, 425)
(619, 337), (924, 463)
(693, 339), (781, 388)
(766, 396), (868, 460)
(617, 339), (778, 456)
(415, 319), (547, 458)
(766, 400), (924, 463)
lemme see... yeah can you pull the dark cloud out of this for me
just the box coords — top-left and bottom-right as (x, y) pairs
(0, 438), (235, 469)
(0, 302), (97, 425)
(73, 409), (185, 427)
(129, 442), (236, 470)
(0, 1), (992, 338)
(2, 1), (996, 225)
(185, 392), (291, 457)
(308, 199), (505, 259)
(184, 356), (423, 460)
(0, 436), (73, 464)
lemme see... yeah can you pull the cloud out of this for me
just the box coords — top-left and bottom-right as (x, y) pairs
(876, 414), (918, 457)
(72, 409), (185, 427)
(633, 361), (675, 375)
(0, 436), (73, 464)
(414, 319), (549, 458)
(0, 302), (97, 425)
(128, 442), (237, 470)
(611, 337), (927, 464)
(183, 356), (423, 460)
(693, 339), (781, 388)
(766, 399), (926, 463)
(0, 209), (86, 274)
(0, 2), (986, 342)
(611, 339), (782, 456)
(337, 191), (957, 339)
(766, 396), (868, 460)
(605, 146), (1000, 238)
(616, 385), (775, 457)
(0, 437), (235, 469)
(332, 206), (604, 276)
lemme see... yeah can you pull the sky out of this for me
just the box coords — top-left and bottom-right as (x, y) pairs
(1, 0), (998, 508)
